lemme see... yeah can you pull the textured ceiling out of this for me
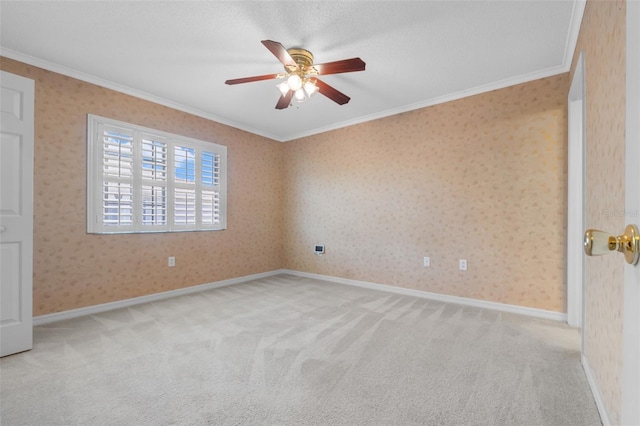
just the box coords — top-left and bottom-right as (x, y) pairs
(0, 1), (584, 142)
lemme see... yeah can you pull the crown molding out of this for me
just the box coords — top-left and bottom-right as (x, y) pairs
(283, 1), (586, 143)
(2, 0), (585, 145)
(283, 64), (568, 142)
(563, 0), (587, 71)
(0, 47), (283, 142)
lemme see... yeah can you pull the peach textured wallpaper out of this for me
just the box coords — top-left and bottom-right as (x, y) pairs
(0, 57), (285, 316)
(283, 74), (569, 312)
(571, 1), (626, 424)
(1, 58), (569, 315)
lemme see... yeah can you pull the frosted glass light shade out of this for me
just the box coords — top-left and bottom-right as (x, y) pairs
(294, 88), (306, 102)
(287, 75), (303, 91)
(304, 81), (319, 97)
(277, 81), (290, 95)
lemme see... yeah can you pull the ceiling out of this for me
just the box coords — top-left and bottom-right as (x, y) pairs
(0, 1), (584, 142)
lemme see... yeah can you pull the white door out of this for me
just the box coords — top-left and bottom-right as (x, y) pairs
(0, 71), (34, 357)
(621, 2), (640, 423)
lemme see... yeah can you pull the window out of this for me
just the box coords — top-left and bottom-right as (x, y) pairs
(87, 114), (227, 233)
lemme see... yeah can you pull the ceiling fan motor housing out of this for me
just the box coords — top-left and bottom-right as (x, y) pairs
(287, 48), (315, 73)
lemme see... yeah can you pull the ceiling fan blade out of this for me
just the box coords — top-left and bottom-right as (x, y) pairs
(275, 90), (294, 109)
(225, 73), (281, 85)
(261, 40), (297, 69)
(313, 79), (350, 105)
(314, 58), (365, 75)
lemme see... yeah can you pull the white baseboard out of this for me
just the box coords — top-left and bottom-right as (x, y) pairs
(282, 269), (568, 322)
(582, 355), (611, 426)
(34, 268), (567, 326)
(33, 269), (286, 326)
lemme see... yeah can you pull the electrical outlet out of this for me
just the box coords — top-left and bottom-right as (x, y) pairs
(459, 259), (467, 271)
(423, 256), (430, 267)
(168, 256), (175, 267)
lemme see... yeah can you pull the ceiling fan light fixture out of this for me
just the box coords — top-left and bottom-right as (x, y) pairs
(294, 88), (306, 102)
(226, 40), (365, 109)
(303, 80), (318, 97)
(277, 81), (290, 96)
(287, 74), (303, 91)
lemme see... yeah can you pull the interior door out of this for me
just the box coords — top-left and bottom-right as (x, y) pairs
(621, 1), (640, 423)
(0, 70), (34, 357)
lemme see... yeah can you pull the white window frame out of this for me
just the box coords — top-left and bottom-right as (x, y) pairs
(87, 114), (227, 234)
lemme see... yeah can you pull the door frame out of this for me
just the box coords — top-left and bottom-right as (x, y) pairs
(567, 52), (586, 329)
(621, 1), (640, 423)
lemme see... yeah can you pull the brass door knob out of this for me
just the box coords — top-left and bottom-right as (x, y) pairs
(584, 224), (640, 265)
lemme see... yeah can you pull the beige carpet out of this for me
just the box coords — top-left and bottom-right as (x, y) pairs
(1, 274), (601, 425)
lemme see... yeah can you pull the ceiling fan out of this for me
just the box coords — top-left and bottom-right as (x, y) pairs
(225, 40), (366, 109)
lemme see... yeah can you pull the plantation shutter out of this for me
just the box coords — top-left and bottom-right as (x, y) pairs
(174, 145), (196, 228)
(141, 135), (169, 230)
(100, 124), (134, 231)
(201, 151), (221, 226)
(87, 114), (227, 233)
